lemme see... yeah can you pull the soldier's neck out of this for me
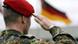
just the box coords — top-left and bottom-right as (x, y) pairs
(6, 23), (24, 34)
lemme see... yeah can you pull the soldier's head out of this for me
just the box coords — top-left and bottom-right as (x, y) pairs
(3, 0), (34, 34)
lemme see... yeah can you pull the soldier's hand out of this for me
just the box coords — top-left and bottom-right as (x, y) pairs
(34, 15), (53, 31)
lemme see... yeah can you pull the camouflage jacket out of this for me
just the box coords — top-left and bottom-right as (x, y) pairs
(0, 26), (77, 44)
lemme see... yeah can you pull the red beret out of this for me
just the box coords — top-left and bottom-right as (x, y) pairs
(3, 0), (34, 17)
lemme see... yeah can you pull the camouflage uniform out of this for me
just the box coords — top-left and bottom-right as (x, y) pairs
(0, 26), (77, 44)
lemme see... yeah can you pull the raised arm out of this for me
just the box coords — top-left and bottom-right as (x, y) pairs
(34, 15), (77, 44)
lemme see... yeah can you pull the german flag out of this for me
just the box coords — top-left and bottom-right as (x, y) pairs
(41, 1), (71, 25)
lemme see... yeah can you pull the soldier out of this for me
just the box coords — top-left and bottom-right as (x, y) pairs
(0, 0), (77, 44)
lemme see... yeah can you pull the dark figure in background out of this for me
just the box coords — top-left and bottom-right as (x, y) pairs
(0, 0), (77, 44)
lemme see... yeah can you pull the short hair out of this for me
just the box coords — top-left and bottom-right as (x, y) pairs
(3, 6), (22, 25)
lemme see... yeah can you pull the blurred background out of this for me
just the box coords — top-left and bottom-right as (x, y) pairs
(0, 0), (78, 42)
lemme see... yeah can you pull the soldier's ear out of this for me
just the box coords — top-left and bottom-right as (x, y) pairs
(21, 16), (26, 24)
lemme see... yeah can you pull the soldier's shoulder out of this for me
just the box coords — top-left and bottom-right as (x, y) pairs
(0, 30), (31, 44)
(0, 34), (31, 44)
